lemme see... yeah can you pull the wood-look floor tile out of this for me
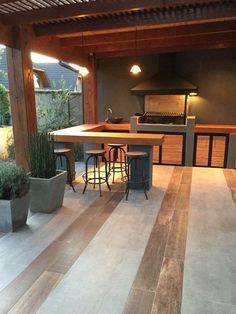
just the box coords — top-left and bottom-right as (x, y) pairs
(0, 185), (124, 313)
(123, 288), (155, 314)
(132, 224), (169, 291)
(151, 258), (184, 314)
(157, 209), (174, 226)
(224, 169), (236, 206)
(175, 184), (191, 211)
(224, 169), (236, 188)
(166, 167), (183, 194)
(8, 271), (63, 314)
(164, 211), (188, 260)
(124, 166), (184, 311)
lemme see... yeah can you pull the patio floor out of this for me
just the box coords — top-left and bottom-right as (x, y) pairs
(0, 165), (235, 314)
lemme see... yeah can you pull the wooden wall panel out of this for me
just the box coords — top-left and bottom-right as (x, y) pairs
(145, 95), (185, 113)
(195, 136), (210, 167)
(211, 136), (226, 167)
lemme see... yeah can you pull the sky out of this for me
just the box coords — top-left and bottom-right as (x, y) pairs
(0, 45), (59, 63)
(0, 45), (88, 74)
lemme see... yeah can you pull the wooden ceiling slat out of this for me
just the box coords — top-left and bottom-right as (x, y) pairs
(2, 3), (20, 12)
(1, 0), (230, 26)
(27, 0), (45, 9)
(33, 3), (236, 37)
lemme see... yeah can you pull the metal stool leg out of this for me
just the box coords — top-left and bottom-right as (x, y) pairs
(82, 155), (91, 194)
(56, 153), (75, 192)
(63, 154), (76, 192)
(104, 157), (111, 191)
(97, 156), (102, 197)
(142, 161), (148, 200)
(93, 156), (96, 189)
(112, 148), (116, 183)
(125, 158), (131, 200)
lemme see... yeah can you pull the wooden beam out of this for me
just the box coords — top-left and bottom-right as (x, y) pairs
(1, 0), (219, 26)
(95, 40), (236, 58)
(6, 26), (37, 170)
(83, 55), (97, 124)
(67, 31), (236, 54)
(0, 24), (14, 47)
(60, 20), (236, 48)
(20, 25), (90, 67)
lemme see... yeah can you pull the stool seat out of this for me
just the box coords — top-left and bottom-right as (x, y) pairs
(54, 148), (71, 154)
(83, 149), (110, 196)
(108, 143), (125, 148)
(124, 150), (148, 200)
(125, 151), (147, 158)
(54, 148), (75, 192)
(108, 144), (126, 183)
(85, 149), (105, 155)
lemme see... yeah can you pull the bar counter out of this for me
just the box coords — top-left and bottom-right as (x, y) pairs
(51, 124), (164, 146)
(52, 124), (165, 189)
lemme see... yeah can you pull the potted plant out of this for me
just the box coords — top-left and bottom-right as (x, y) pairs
(28, 132), (67, 213)
(0, 163), (30, 232)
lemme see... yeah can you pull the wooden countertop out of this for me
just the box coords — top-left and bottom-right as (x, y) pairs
(100, 122), (236, 134)
(52, 125), (164, 146)
(99, 122), (236, 134)
(195, 124), (236, 133)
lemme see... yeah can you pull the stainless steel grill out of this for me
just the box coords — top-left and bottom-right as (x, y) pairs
(139, 112), (185, 124)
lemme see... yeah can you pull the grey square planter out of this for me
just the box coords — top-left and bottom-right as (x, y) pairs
(29, 170), (67, 213)
(0, 193), (30, 232)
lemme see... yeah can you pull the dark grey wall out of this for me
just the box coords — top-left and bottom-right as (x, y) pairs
(176, 49), (236, 124)
(97, 55), (160, 122)
(97, 49), (236, 124)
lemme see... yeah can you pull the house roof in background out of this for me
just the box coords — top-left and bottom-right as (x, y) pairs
(0, 49), (79, 91)
(33, 62), (78, 90)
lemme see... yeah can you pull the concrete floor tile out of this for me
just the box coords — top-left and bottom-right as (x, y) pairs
(182, 294), (236, 314)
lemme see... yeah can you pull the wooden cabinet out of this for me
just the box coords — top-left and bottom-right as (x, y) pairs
(153, 134), (185, 165)
(193, 134), (228, 168)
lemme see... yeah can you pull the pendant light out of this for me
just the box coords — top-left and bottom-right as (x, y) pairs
(130, 27), (141, 75)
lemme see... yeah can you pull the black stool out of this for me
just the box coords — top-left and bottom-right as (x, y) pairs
(82, 149), (111, 197)
(54, 148), (76, 192)
(108, 143), (126, 183)
(125, 151), (148, 201)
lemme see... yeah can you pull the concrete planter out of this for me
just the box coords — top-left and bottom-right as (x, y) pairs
(0, 193), (30, 232)
(29, 170), (67, 213)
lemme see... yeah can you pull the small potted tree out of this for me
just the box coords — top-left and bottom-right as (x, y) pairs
(28, 132), (67, 213)
(0, 163), (30, 232)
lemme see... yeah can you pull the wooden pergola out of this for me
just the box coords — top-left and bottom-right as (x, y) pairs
(1, 0), (236, 168)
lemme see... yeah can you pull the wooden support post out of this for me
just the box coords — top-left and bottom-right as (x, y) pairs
(83, 55), (98, 123)
(7, 26), (37, 170)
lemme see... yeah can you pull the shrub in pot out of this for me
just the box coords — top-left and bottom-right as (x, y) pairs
(0, 163), (30, 232)
(28, 132), (67, 213)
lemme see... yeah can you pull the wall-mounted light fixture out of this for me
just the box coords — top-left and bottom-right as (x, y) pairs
(189, 91), (198, 96)
(60, 61), (89, 77)
(130, 27), (141, 75)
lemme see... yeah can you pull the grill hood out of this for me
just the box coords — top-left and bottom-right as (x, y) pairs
(130, 73), (198, 96)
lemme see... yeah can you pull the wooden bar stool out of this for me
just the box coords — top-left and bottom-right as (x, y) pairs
(82, 149), (111, 196)
(125, 151), (148, 200)
(54, 148), (76, 192)
(108, 143), (126, 183)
